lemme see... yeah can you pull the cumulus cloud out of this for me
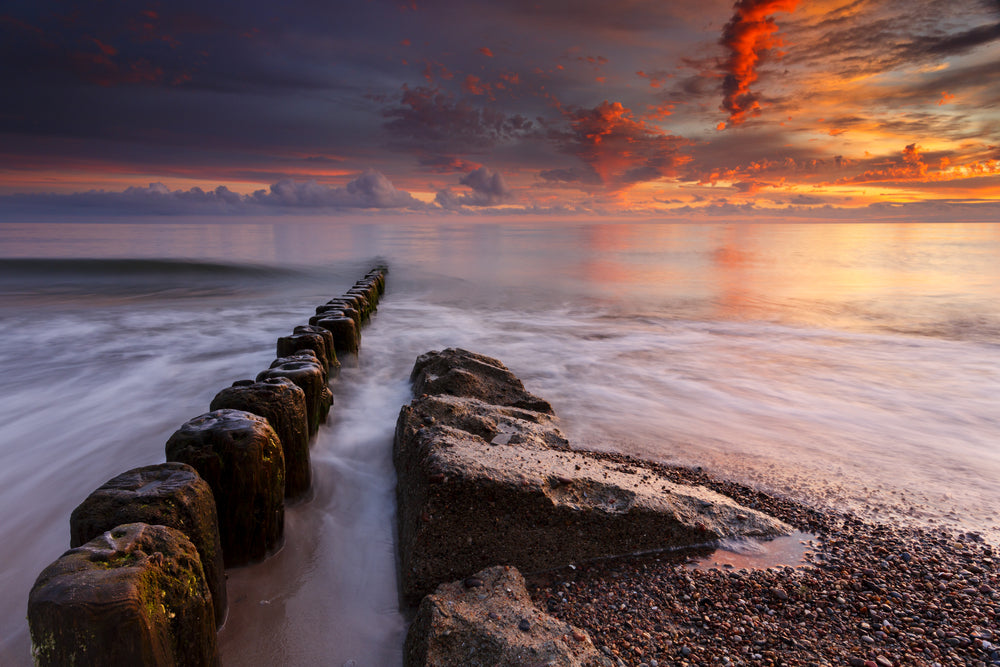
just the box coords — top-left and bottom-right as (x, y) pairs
(251, 170), (424, 208)
(0, 170), (426, 215)
(434, 166), (513, 208)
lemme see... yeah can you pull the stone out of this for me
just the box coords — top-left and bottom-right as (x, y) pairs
(166, 410), (285, 567)
(410, 348), (554, 413)
(257, 356), (332, 436)
(69, 463), (227, 627)
(404, 565), (606, 667)
(210, 377), (311, 500)
(314, 315), (360, 356)
(28, 522), (218, 667)
(394, 349), (790, 604)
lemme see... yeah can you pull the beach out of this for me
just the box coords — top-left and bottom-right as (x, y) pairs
(1, 218), (999, 665)
(527, 452), (998, 666)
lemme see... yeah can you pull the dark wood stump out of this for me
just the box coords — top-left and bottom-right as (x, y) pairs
(69, 463), (227, 627)
(314, 315), (359, 357)
(165, 410), (285, 567)
(257, 357), (332, 435)
(28, 522), (218, 667)
(277, 331), (331, 375)
(210, 378), (311, 500)
(293, 324), (340, 378)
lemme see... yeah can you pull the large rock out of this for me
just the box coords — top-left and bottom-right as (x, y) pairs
(410, 348), (553, 413)
(28, 523), (218, 667)
(405, 565), (607, 667)
(69, 463), (227, 627)
(166, 410), (285, 567)
(210, 377), (311, 500)
(394, 348), (790, 604)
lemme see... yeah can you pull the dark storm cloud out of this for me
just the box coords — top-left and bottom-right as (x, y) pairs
(382, 86), (533, 153)
(907, 20), (1000, 57)
(783, 0), (1000, 78)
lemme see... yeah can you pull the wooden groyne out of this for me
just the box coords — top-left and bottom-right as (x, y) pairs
(27, 267), (387, 666)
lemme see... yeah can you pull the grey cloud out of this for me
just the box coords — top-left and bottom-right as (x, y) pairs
(0, 170), (426, 215)
(435, 166), (513, 208)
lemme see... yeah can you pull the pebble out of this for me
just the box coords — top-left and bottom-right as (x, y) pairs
(518, 618), (530, 632)
(521, 451), (999, 667)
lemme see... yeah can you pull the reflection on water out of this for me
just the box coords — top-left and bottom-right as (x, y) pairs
(1, 218), (999, 665)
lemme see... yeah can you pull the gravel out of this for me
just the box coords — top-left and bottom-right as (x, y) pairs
(526, 451), (998, 667)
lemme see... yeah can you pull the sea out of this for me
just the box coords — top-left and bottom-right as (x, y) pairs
(1, 217), (998, 665)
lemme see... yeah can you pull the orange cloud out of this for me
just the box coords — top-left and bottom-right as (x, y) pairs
(845, 143), (929, 183)
(720, 0), (800, 127)
(479, 47), (494, 57)
(549, 100), (691, 188)
(938, 91), (956, 105)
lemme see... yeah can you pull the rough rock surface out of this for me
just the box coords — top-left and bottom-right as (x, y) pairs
(394, 348), (790, 604)
(28, 522), (218, 667)
(405, 565), (608, 667)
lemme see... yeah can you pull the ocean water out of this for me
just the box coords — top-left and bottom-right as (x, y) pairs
(1, 218), (998, 665)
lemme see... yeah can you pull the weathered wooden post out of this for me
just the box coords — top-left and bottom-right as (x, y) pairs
(166, 410), (285, 567)
(210, 378), (311, 500)
(69, 462), (227, 627)
(28, 523), (218, 666)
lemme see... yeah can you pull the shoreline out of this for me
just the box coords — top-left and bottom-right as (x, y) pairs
(524, 450), (998, 667)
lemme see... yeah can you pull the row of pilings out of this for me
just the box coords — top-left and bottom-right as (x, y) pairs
(26, 267), (387, 666)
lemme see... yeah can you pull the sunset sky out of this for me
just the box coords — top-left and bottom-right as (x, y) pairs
(1, 0), (998, 220)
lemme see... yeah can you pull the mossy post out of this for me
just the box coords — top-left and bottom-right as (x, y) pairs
(277, 331), (331, 374)
(210, 378), (311, 500)
(28, 522), (218, 667)
(313, 303), (360, 331)
(165, 410), (285, 568)
(69, 463), (227, 627)
(293, 324), (340, 378)
(257, 356), (332, 436)
(314, 315), (359, 357)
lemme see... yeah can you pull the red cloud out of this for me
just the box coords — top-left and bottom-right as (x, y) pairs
(462, 74), (491, 97)
(719, 0), (800, 127)
(550, 100), (691, 188)
(479, 47), (494, 57)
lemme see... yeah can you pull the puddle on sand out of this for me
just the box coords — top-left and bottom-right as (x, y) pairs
(688, 530), (818, 571)
(526, 531), (819, 592)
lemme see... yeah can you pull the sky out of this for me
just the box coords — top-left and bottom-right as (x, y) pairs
(1, 0), (999, 220)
